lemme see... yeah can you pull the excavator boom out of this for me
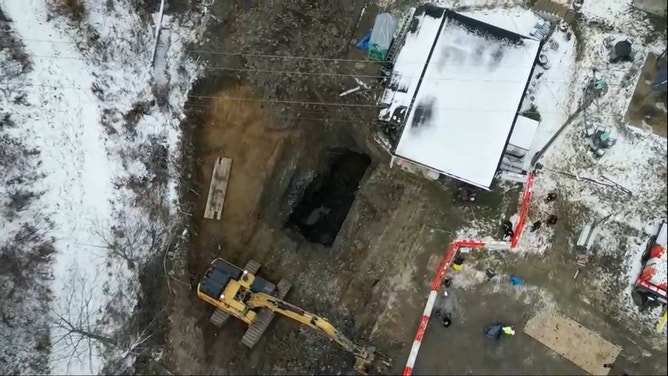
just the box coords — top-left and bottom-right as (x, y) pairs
(248, 293), (364, 354)
(197, 258), (387, 375)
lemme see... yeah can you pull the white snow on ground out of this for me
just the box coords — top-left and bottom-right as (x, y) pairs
(579, 0), (658, 36)
(507, 2), (667, 336)
(436, 2), (665, 340)
(1, 2), (118, 373)
(450, 265), (559, 311)
(0, 0), (201, 373)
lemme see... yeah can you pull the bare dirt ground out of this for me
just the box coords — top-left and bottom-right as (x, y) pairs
(625, 53), (667, 138)
(163, 75), (483, 374)
(155, 2), (665, 376)
(414, 197), (668, 376)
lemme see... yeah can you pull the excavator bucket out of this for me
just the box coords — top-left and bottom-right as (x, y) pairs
(354, 356), (373, 375)
(354, 346), (388, 375)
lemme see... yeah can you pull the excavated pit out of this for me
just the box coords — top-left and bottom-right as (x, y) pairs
(287, 148), (371, 246)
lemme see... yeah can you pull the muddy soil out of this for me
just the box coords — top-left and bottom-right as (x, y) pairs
(163, 73), (479, 374)
(161, 1), (525, 375)
(415, 197), (668, 376)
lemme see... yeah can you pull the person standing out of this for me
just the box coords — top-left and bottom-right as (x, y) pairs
(530, 220), (542, 232)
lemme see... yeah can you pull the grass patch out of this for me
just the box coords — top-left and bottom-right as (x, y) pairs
(522, 104), (542, 122)
(47, 0), (85, 22)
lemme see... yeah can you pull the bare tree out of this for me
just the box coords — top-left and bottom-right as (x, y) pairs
(94, 213), (162, 270)
(49, 265), (158, 374)
(234, 0), (365, 120)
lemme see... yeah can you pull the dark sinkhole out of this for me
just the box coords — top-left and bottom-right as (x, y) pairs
(287, 149), (371, 246)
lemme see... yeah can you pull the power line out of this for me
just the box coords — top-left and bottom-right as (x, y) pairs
(183, 107), (376, 124)
(1, 82), (630, 119)
(185, 96), (622, 117)
(202, 65), (588, 85)
(187, 94), (560, 113)
(2, 66), (631, 90)
(1, 41), (645, 73)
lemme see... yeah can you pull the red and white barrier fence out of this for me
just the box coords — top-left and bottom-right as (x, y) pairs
(402, 172), (535, 376)
(402, 240), (487, 376)
(511, 172), (535, 248)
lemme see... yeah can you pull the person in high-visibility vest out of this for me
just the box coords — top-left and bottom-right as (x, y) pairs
(656, 310), (667, 333)
(452, 255), (464, 271)
(501, 326), (515, 336)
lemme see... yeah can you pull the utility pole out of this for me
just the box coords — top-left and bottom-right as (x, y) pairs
(151, 0), (167, 67)
(530, 69), (597, 168)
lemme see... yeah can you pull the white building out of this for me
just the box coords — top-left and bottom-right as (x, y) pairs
(378, 5), (542, 190)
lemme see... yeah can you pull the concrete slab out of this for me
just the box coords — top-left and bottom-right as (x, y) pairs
(524, 311), (622, 375)
(412, 280), (585, 375)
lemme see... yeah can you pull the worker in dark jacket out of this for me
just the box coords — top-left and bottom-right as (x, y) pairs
(547, 215), (558, 226)
(502, 220), (514, 239)
(530, 220), (542, 232)
(442, 312), (452, 327)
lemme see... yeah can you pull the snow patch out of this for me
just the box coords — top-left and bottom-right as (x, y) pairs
(0, 0), (201, 373)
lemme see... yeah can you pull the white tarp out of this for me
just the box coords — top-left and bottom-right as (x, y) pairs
(369, 13), (397, 59)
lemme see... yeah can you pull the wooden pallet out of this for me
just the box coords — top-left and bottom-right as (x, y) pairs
(524, 311), (621, 375)
(204, 156), (232, 220)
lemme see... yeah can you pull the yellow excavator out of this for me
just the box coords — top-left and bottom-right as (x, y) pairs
(197, 258), (387, 375)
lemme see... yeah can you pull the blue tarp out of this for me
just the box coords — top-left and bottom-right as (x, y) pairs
(368, 13), (397, 60)
(484, 323), (503, 339)
(356, 31), (371, 51)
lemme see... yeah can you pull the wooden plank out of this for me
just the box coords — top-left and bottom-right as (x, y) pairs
(204, 156), (232, 220)
(524, 311), (621, 375)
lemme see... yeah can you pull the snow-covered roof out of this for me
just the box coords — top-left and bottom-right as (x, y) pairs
(509, 116), (540, 151)
(383, 7), (540, 189)
(378, 8), (444, 122)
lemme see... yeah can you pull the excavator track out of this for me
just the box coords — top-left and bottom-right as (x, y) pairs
(210, 308), (229, 327)
(240, 278), (292, 349)
(210, 259), (262, 328)
(244, 259), (261, 275)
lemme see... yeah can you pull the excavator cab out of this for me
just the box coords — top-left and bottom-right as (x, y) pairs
(199, 259), (243, 300)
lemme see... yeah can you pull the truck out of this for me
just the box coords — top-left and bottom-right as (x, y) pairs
(632, 221), (667, 310)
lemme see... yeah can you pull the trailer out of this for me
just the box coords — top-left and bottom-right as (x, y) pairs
(632, 221), (667, 310)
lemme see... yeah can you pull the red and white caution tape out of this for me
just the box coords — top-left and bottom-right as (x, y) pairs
(511, 172), (535, 248)
(403, 172), (534, 376)
(402, 240), (486, 376)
